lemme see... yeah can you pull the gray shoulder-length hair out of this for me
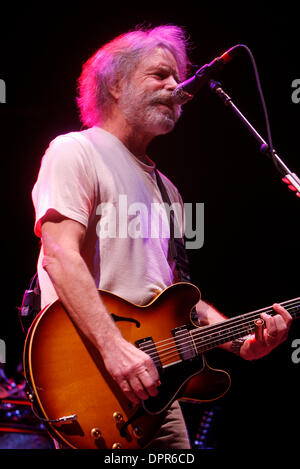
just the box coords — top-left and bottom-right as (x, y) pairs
(76, 25), (191, 127)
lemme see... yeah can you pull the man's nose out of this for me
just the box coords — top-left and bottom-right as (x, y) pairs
(165, 75), (178, 92)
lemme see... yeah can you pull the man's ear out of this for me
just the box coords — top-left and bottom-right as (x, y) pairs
(108, 78), (124, 100)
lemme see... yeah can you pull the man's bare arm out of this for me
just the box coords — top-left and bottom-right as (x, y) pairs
(41, 215), (160, 404)
(195, 299), (232, 353)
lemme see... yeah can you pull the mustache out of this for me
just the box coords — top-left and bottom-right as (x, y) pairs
(149, 91), (181, 109)
(149, 91), (182, 122)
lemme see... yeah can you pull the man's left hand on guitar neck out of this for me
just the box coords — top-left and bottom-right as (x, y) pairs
(238, 303), (292, 360)
(195, 299), (292, 360)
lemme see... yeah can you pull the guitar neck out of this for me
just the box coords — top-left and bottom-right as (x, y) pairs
(191, 297), (300, 354)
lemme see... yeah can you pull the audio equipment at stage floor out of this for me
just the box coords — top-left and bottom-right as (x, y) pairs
(0, 397), (54, 449)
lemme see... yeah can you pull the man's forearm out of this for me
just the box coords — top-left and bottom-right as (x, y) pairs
(195, 299), (233, 353)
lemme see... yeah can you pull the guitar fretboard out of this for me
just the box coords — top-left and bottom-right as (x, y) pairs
(190, 297), (300, 354)
(139, 297), (300, 369)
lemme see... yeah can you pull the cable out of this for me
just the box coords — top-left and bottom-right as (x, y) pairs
(234, 44), (281, 172)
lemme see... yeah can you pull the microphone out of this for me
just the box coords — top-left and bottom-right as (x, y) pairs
(171, 44), (242, 104)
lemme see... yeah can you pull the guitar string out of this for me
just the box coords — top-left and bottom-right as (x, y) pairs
(190, 298), (300, 337)
(140, 300), (300, 354)
(152, 312), (299, 367)
(140, 303), (300, 365)
(155, 325), (254, 365)
(157, 304), (300, 362)
(140, 298), (300, 353)
(151, 323), (267, 365)
(151, 313), (291, 367)
(142, 302), (300, 364)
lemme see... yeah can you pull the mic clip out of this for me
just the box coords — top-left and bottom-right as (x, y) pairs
(173, 89), (193, 104)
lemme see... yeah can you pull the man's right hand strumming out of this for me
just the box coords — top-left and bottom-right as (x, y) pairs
(100, 336), (161, 405)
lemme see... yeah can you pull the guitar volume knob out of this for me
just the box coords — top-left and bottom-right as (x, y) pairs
(91, 427), (102, 439)
(113, 412), (124, 423)
(112, 442), (122, 449)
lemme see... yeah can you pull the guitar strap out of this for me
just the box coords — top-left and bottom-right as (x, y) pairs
(20, 272), (41, 333)
(154, 169), (191, 283)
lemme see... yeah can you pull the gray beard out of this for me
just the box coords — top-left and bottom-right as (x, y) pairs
(119, 84), (182, 136)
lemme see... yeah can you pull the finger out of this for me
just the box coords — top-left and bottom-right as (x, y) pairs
(144, 358), (160, 383)
(128, 375), (149, 401)
(137, 369), (159, 397)
(261, 313), (287, 345)
(272, 314), (289, 341)
(272, 303), (293, 326)
(118, 379), (140, 405)
(260, 313), (278, 346)
(261, 313), (277, 336)
(261, 312), (289, 340)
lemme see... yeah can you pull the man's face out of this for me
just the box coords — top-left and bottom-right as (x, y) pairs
(118, 47), (182, 137)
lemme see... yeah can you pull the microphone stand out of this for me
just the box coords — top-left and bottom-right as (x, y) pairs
(209, 80), (300, 197)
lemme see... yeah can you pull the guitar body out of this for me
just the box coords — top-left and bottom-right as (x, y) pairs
(23, 282), (231, 449)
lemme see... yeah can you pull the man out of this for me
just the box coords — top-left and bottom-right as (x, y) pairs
(32, 25), (292, 449)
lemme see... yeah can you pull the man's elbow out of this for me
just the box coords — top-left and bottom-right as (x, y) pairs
(41, 245), (84, 285)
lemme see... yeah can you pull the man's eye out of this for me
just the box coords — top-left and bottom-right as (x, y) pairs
(151, 70), (179, 83)
(154, 72), (166, 79)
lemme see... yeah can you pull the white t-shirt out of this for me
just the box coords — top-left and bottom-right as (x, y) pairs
(32, 126), (184, 308)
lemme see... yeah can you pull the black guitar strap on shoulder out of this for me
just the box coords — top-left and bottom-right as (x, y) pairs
(154, 169), (191, 283)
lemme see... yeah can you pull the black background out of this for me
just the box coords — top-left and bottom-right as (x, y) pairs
(0, 3), (299, 450)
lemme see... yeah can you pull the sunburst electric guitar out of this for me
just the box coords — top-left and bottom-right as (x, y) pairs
(23, 282), (300, 449)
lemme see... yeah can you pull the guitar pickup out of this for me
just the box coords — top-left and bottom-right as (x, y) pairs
(172, 326), (196, 361)
(135, 337), (162, 370)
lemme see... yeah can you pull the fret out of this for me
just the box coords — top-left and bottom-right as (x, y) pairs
(190, 298), (300, 355)
(147, 298), (300, 368)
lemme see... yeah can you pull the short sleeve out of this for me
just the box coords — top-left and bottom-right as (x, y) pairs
(32, 134), (96, 237)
